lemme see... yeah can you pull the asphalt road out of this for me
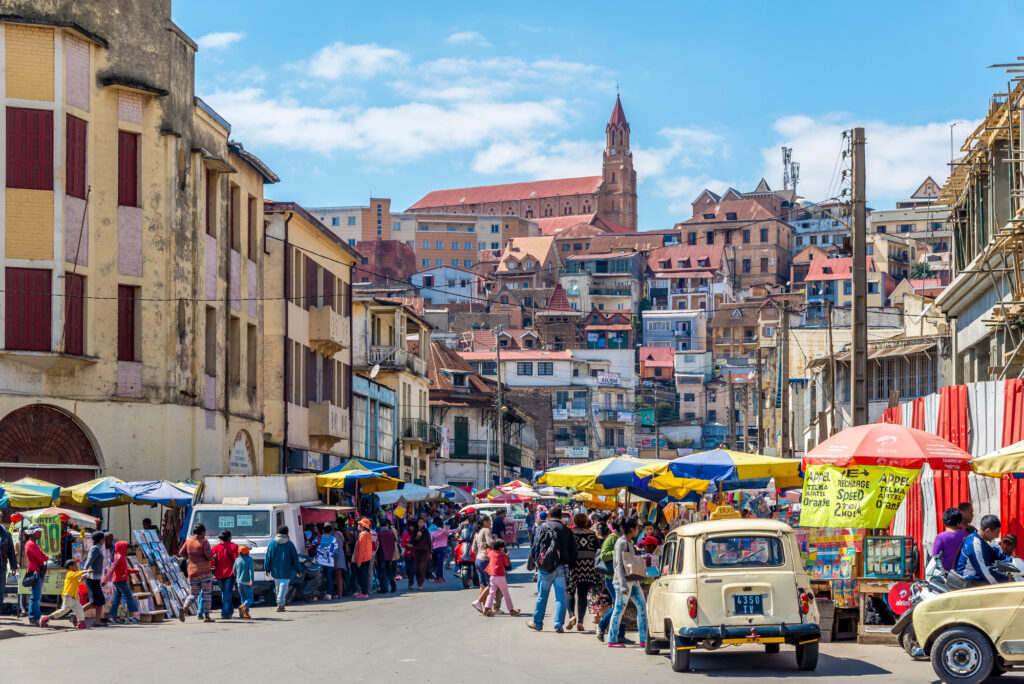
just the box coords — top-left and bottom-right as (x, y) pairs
(0, 550), (1013, 683)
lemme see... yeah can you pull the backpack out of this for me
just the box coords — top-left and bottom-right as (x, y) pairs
(535, 523), (561, 573)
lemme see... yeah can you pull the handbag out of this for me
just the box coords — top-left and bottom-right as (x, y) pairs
(622, 550), (646, 581)
(595, 556), (614, 577)
(21, 570), (38, 587)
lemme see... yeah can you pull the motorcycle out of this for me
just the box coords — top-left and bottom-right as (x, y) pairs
(454, 539), (477, 589)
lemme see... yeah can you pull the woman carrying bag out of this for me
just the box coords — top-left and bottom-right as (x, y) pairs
(606, 518), (648, 649)
(566, 513), (599, 632)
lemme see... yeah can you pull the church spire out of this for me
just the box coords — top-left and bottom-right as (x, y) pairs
(608, 94), (629, 131)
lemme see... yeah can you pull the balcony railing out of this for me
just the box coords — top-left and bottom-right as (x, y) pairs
(309, 400), (350, 448)
(589, 287), (632, 296)
(596, 407), (637, 422)
(401, 418), (441, 444)
(308, 306), (350, 356)
(369, 345), (427, 377)
(448, 439), (521, 467)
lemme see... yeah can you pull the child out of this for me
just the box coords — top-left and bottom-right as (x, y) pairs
(233, 545), (255, 619)
(103, 540), (140, 624)
(483, 539), (519, 617)
(81, 530), (107, 624)
(41, 559), (87, 629)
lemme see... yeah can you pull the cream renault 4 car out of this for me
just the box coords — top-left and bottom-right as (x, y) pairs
(643, 518), (820, 672)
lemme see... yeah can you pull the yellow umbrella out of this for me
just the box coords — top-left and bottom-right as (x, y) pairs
(971, 440), (1024, 478)
(60, 476), (131, 506)
(539, 456), (681, 496)
(0, 482), (60, 509)
(635, 449), (802, 493)
(316, 468), (403, 494)
(574, 492), (617, 510)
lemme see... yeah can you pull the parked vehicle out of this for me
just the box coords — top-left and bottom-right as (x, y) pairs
(643, 519), (820, 673)
(891, 557), (957, 658)
(912, 562), (1024, 684)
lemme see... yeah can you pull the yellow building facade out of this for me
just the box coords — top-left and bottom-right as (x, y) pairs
(0, 3), (277, 530)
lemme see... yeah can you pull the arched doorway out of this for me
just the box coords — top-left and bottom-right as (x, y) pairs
(0, 405), (99, 486)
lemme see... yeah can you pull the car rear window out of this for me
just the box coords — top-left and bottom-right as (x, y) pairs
(703, 536), (784, 568)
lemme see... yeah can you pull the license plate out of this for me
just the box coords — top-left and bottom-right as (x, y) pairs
(733, 594), (764, 615)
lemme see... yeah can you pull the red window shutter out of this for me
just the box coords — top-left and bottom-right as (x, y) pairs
(65, 115), (87, 198)
(6, 108), (54, 190)
(5, 268), (52, 351)
(117, 285), (136, 361)
(304, 346), (316, 407)
(304, 256), (317, 310)
(64, 273), (84, 355)
(117, 131), (138, 207)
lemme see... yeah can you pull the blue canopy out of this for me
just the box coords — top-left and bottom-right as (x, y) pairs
(321, 458), (399, 478)
(118, 480), (194, 507)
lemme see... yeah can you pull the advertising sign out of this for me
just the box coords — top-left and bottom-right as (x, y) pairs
(799, 465), (918, 528)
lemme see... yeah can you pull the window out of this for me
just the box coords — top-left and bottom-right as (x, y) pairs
(228, 185), (240, 252)
(423, 275), (434, 287)
(706, 231), (714, 244)
(683, 393), (695, 402)
(7, 108), (53, 190)
(742, 259), (751, 273)
(482, 361), (497, 375)
(64, 273), (85, 355)
(435, 241), (443, 249)
(724, 230), (732, 245)
(517, 362), (533, 376)
(868, 281), (879, 294)
(204, 306), (217, 376)
(463, 242), (472, 250)
(708, 409), (717, 421)
(331, 217), (340, 226)
(229, 316), (241, 384)
(247, 323), (257, 388)
(247, 196), (257, 259)
(898, 224), (913, 233)
(491, 242), (500, 249)
(875, 224), (886, 233)
(66, 115), (87, 198)
(421, 240), (430, 249)
(725, 212), (737, 221)
(447, 225), (456, 232)
(347, 216), (356, 226)
(451, 242), (459, 250)
(393, 222), (401, 232)
(447, 279), (456, 288)
(349, 239), (356, 246)
(742, 229), (750, 243)
(464, 260), (472, 268)
(491, 224), (500, 233)
(760, 257), (769, 272)
(451, 259), (459, 267)
(703, 536), (783, 568)
(843, 281), (852, 295)
(119, 131), (139, 207)
(114, 284), (138, 361)
(703, 213), (715, 219)
(204, 168), (216, 235)
(688, 232), (697, 245)
(760, 228), (768, 242)
(538, 362), (554, 375)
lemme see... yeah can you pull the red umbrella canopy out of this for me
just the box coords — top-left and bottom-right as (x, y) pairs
(488, 492), (534, 504)
(804, 423), (972, 471)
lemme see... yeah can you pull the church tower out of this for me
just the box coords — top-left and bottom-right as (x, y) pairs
(598, 95), (638, 230)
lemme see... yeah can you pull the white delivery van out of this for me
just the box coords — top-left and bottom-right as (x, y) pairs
(186, 475), (331, 602)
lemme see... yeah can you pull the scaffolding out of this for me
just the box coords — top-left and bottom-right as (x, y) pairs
(939, 61), (1024, 379)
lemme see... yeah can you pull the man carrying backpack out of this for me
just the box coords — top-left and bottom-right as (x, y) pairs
(526, 504), (576, 633)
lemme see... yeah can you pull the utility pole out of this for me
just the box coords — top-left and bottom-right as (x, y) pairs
(780, 302), (791, 458)
(495, 325), (505, 484)
(755, 347), (764, 452)
(850, 127), (869, 426)
(826, 301), (838, 436)
(727, 372), (736, 451)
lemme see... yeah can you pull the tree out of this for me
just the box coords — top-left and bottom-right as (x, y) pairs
(910, 261), (935, 279)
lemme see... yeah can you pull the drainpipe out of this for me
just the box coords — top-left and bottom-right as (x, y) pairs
(348, 262), (354, 459)
(224, 176), (231, 436)
(281, 212), (294, 473)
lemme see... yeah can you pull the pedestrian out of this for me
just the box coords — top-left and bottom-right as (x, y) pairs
(595, 518), (625, 643)
(0, 519), (17, 614)
(80, 530), (106, 625)
(41, 559), (87, 629)
(956, 514), (1011, 584)
(141, 518), (154, 532)
(376, 519), (398, 594)
(212, 530), (239, 618)
(315, 524), (340, 600)
(412, 518), (432, 589)
(430, 517), (450, 583)
(607, 518), (647, 649)
(23, 524), (48, 626)
(471, 515), (498, 613)
(525, 507), (536, 545)
(178, 524), (215, 622)
(264, 525), (302, 612)
(566, 513), (599, 632)
(1000, 533), (1024, 573)
(932, 508), (967, 571)
(483, 539), (519, 617)
(330, 523), (348, 598)
(103, 540), (141, 624)
(233, 545), (255, 619)
(401, 523), (416, 591)
(959, 501), (976, 533)
(492, 509), (507, 545)
(526, 504), (575, 633)
(352, 518), (374, 598)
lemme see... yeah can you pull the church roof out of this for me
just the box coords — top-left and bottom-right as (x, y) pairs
(608, 95), (629, 130)
(409, 176), (601, 210)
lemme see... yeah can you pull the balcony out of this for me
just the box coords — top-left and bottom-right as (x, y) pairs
(589, 286), (632, 297)
(308, 400), (350, 450)
(369, 345), (427, 377)
(402, 418), (441, 445)
(596, 406), (636, 422)
(449, 439), (521, 467)
(308, 306), (350, 356)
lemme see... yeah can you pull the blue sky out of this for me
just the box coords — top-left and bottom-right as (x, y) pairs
(174, 0), (1023, 229)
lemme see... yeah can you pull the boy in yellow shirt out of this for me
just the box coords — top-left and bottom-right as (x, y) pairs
(41, 559), (87, 629)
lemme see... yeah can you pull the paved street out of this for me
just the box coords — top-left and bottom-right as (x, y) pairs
(0, 550), (995, 683)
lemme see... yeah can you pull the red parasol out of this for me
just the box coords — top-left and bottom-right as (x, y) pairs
(803, 424), (972, 471)
(487, 492), (535, 504)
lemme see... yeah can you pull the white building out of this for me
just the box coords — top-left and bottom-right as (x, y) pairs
(410, 265), (482, 305)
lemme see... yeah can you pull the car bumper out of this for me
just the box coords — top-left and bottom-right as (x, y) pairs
(677, 622), (820, 646)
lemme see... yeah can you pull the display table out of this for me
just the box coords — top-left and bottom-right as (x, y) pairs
(857, 580), (901, 644)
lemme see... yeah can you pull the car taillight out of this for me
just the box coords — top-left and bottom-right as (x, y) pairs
(687, 596), (697, 618)
(800, 592), (810, 615)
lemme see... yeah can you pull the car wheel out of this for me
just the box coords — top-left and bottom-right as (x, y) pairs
(930, 626), (995, 684)
(795, 641), (819, 671)
(765, 643), (780, 654)
(669, 625), (691, 673)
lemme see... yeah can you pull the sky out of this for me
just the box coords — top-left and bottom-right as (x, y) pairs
(174, 0), (1024, 229)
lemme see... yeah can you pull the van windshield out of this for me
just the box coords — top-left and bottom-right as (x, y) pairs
(193, 509), (272, 540)
(703, 536), (784, 568)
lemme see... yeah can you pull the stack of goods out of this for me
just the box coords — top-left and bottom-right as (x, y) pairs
(132, 530), (196, 619)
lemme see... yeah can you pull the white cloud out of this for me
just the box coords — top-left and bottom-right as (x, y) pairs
(656, 175), (734, 214)
(472, 139), (603, 178)
(202, 87), (567, 163)
(306, 41), (409, 80)
(761, 113), (979, 204)
(445, 31), (490, 47)
(634, 126), (724, 177)
(197, 32), (244, 51)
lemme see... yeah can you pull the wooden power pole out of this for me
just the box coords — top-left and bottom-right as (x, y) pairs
(755, 347), (764, 452)
(780, 302), (791, 458)
(827, 301), (838, 436)
(850, 127), (869, 426)
(727, 373), (735, 450)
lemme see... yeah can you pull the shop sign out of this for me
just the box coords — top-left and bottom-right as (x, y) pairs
(888, 582), (913, 615)
(439, 426), (450, 459)
(288, 449), (323, 472)
(557, 458), (588, 466)
(552, 408), (568, 420)
(229, 431), (253, 475)
(561, 445), (589, 459)
(35, 514), (62, 557)
(597, 371), (621, 386)
(617, 411), (634, 423)
(18, 568), (66, 596)
(799, 464), (918, 529)
(569, 408), (587, 419)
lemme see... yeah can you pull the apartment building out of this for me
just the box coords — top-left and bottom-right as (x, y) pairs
(803, 257), (890, 321)
(494, 236), (561, 289)
(641, 310), (708, 352)
(559, 251), (646, 313)
(646, 244), (731, 314)
(409, 265), (482, 305)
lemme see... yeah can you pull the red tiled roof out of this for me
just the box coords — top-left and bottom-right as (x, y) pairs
(382, 296), (426, 315)
(536, 215), (596, 236)
(638, 346), (674, 365)
(907, 278), (942, 289)
(648, 244), (724, 274)
(410, 176), (601, 210)
(594, 215), (635, 234)
(428, 340), (492, 395)
(804, 257), (874, 282)
(681, 198), (776, 223)
(459, 350), (573, 361)
(540, 284), (574, 314)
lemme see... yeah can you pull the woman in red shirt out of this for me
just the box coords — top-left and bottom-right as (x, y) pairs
(24, 525), (48, 625)
(483, 539), (519, 617)
(211, 530), (239, 618)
